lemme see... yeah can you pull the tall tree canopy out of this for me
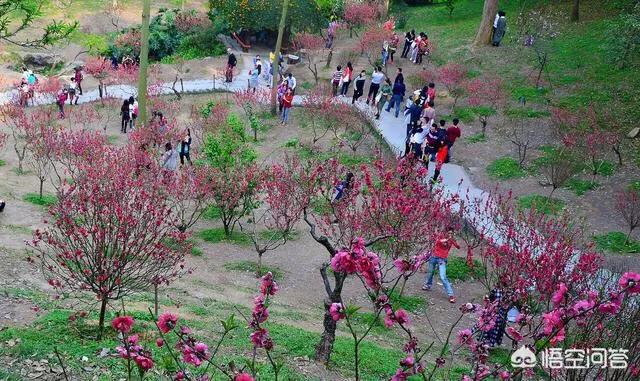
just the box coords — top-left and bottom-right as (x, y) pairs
(209, 0), (325, 32)
(0, 0), (77, 47)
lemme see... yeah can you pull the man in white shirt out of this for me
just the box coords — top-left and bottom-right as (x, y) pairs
(366, 66), (385, 105)
(287, 73), (297, 94)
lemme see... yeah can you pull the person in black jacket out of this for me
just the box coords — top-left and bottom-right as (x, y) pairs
(180, 129), (192, 166)
(352, 70), (366, 104)
(385, 77), (406, 117)
(226, 48), (237, 82)
(401, 30), (415, 58)
(0, 199), (5, 213)
(120, 99), (130, 133)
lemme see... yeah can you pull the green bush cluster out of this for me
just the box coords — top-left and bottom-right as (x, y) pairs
(108, 8), (226, 63)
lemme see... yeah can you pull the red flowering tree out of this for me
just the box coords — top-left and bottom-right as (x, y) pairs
(299, 84), (337, 149)
(329, 102), (369, 153)
(464, 74), (505, 137)
(358, 25), (393, 70)
(84, 56), (113, 99)
(203, 115), (259, 236)
(615, 189), (640, 244)
(111, 273), (282, 380)
(186, 102), (229, 149)
(240, 157), (309, 276)
(1, 103), (33, 173)
(293, 32), (325, 84)
(438, 62), (468, 109)
(293, 157), (453, 363)
(164, 166), (217, 233)
(232, 88), (270, 142)
(23, 109), (58, 198)
(343, 1), (379, 37)
(28, 148), (189, 339)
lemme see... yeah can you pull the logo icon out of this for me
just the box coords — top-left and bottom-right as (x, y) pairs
(511, 345), (537, 368)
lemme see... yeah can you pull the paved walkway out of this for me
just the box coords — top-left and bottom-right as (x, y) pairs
(1, 53), (492, 236)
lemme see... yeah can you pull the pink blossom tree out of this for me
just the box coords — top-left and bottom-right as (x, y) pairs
(464, 74), (505, 137)
(232, 88), (270, 142)
(0, 103), (30, 173)
(28, 147), (189, 339)
(358, 25), (393, 70)
(343, 1), (379, 37)
(293, 157), (453, 363)
(299, 84), (337, 149)
(111, 272), (281, 380)
(438, 62), (468, 109)
(293, 32), (325, 84)
(240, 157), (309, 276)
(615, 189), (640, 244)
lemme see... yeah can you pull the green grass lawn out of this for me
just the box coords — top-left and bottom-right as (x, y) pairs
(565, 178), (599, 196)
(517, 194), (565, 215)
(487, 157), (527, 180)
(593, 231), (640, 254)
(223, 259), (285, 279)
(22, 193), (57, 207)
(196, 227), (252, 245)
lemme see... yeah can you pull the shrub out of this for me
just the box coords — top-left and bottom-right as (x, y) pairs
(464, 132), (487, 144)
(487, 157), (527, 180)
(565, 179), (599, 196)
(446, 257), (485, 282)
(22, 193), (57, 207)
(517, 194), (565, 215)
(593, 232), (640, 254)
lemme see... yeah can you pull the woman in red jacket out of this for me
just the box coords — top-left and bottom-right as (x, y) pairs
(423, 227), (460, 303)
(281, 88), (294, 125)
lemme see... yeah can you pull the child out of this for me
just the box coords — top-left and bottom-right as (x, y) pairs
(331, 65), (343, 97)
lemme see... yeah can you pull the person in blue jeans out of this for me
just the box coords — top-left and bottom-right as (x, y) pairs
(386, 77), (406, 117)
(423, 227), (460, 303)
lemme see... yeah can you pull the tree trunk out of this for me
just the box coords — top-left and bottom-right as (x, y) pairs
(137, 0), (151, 126)
(472, 0), (499, 46)
(271, 0), (290, 115)
(154, 283), (159, 317)
(571, 0), (580, 22)
(613, 145), (623, 166)
(97, 298), (108, 340)
(315, 272), (346, 363)
(257, 253), (263, 278)
(326, 49), (333, 68)
(39, 178), (44, 198)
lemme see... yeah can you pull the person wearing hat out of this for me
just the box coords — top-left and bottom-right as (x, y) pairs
(226, 48), (237, 82)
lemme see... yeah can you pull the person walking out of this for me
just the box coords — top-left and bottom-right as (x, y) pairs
(421, 101), (436, 126)
(277, 80), (289, 113)
(401, 30), (415, 58)
(446, 118), (461, 161)
(366, 66), (384, 105)
(492, 11), (507, 47)
(281, 88), (294, 125)
(74, 66), (84, 95)
(423, 227), (460, 303)
(128, 96), (137, 130)
(180, 129), (192, 166)
(381, 40), (390, 67)
(56, 88), (68, 119)
(432, 144), (449, 184)
(375, 78), (392, 119)
(162, 142), (179, 171)
(480, 282), (510, 348)
(331, 65), (343, 97)
(287, 73), (297, 95)
(427, 82), (437, 104)
(332, 172), (354, 203)
(386, 76), (406, 118)
(68, 78), (78, 105)
(389, 33), (399, 63)
(339, 62), (353, 96)
(351, 70), (366, 104)
(226, 48), (237, 82)
(394, 67), (404, 85)
(120, 99), (130, 133)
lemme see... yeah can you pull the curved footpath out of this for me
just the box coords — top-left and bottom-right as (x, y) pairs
(0, 54), (491, 241)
